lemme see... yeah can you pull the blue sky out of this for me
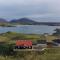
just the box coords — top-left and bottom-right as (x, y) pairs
(0, 0), (60, 22)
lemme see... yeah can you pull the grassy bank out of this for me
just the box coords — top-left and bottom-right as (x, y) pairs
(0, 31), (57, 43)
(0, 47), (60, 60)
(0, 31), (59, 60)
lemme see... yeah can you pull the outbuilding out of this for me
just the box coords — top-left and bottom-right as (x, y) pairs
(15, 40), (32, 49)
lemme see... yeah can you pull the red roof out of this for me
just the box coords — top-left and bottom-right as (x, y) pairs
(16, 40), (32, 46)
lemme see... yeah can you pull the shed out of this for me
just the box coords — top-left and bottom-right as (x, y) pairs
(15, 40), (32, 49)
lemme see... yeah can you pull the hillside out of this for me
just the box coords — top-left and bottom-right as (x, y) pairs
(0, 18), (60, 25)
(0, 32), (59, 60)
(10, 18), (60, 25)
(0, 18), (7, 23)
(10, 18), (38, 25)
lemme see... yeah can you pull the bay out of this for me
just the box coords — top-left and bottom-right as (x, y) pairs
(0, 25), (60, 34)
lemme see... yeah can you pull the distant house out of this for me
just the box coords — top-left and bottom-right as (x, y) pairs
(52, 39), (60, 43)
(36, 40), (47, 48)
(52, 39), (60, 47)
(47, 42), (58, 48)
(32, 40), (47, 49)
(44, 33), (49, 36)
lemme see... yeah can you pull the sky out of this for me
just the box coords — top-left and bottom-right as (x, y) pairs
(0, 0), (60, 22)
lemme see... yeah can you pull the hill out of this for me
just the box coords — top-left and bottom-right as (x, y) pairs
(0, 18), (60, 25)
(10, 18), (38, 25)
(0, 18), (7, 23)
(10, 18), (60, 25)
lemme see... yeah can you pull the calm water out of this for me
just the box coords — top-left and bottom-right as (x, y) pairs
(0, 25), (60, 34)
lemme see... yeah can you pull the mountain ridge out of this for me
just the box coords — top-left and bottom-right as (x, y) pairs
(10, 18), (38, 25)
(0, 18), (60, 25)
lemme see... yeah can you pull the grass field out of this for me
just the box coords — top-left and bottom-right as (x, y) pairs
(0, 31), (57, 43)
(0, 31), (59, 60)
(0, 48), (60, 60)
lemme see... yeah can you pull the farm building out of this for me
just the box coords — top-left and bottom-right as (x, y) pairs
(15, 40), (32, 49)
(52, 39), (60, 43)
(47, 42), (58, 48)
(37, 40), (47, 48)
(32, 40), (47, 49)
(52, 39), (60, 47)
(15, 39), (59, 49)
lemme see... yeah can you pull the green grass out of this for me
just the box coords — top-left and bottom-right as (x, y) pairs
(0, 32), (59, 60)
(0, 48), (60, 60)
(0, 31), (57, 43)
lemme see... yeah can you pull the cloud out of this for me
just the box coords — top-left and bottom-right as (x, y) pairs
(0, 0), (48, 20)
(0, 0), (47, 6)
(0, 0), (59, 22)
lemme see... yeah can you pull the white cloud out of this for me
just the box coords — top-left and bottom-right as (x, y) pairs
(0, 0), (59, 22)
(0, 0), (47, 6)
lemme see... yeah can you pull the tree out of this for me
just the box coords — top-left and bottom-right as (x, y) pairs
(53, 28), (60, 35)
(52, 28), (60, 38)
